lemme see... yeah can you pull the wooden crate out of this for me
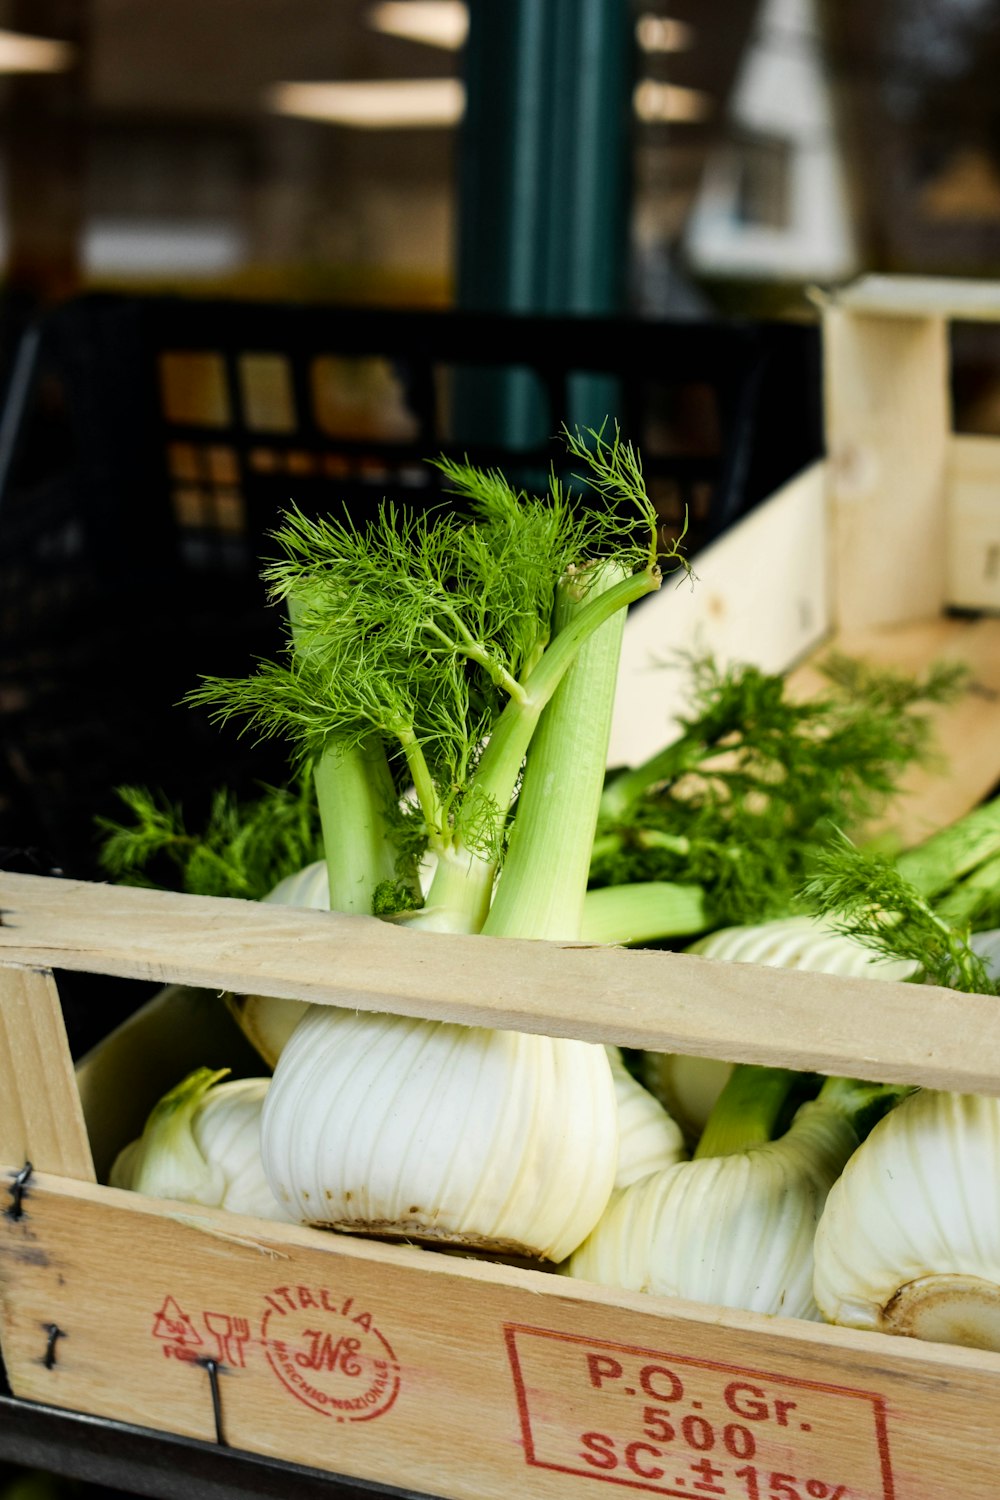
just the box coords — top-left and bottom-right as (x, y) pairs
(612, 273), (1000, 846)
(4, 273), (1000, 1500)
(4, 877), (1000, 1500)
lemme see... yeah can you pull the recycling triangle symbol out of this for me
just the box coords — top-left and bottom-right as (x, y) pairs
(152, 1294), (202, 1345)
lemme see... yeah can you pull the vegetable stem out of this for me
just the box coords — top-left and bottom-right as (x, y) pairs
(312, 735), (408, 917)
(483, 562), (631, 942)
(580, 881), (708, 946)
(695, 1066), (912, 1162)
(394, 725), (447, 852)
(424, 612), (530, 705)
(421, 560), (662, 935)
(930, 849), (1000, 931)
(600, 732), (718, 823)
(694, 1065), (819, 1159)
(895, 793), (1000, 899)
(405, 844), (496, 934)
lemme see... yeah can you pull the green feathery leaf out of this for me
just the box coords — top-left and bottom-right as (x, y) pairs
(800, 833), (1000, 995)
(186, 431), (665, 870)
(590, 649), (969, 928)
(95, 773), (324, 901)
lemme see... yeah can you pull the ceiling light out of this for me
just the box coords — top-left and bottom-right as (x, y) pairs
(268, 78), (465, 129)
(0, 28), (75, 73)
(635, 16), (696, 53)
(368, 2), (468, 50)
(633, 80), (712, 123)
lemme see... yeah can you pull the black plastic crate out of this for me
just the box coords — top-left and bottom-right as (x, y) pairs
(0, 293), (822, 883)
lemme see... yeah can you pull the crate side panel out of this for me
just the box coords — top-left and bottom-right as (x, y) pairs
(610, 459), (829, 768)
(824, 309), (950, 632)
(0, 965), (94, 1182)
(785, 613), (1000, 847)
(3, 1179), (1000, 1500)
(947, 434), (1000, 612)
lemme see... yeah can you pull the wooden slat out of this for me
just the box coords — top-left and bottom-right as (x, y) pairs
(74, 984), (263, 1186)
(2, 1176), (1000, 1500)
(3, 873), (1000, 1096)
(947, 434), (1000, 612)
(786, 613), (1000, 846)
(835, 273), (1000, 321)
(610, 460), (830, 768)
(0, 964), (95, 1182)
(823, 303), (951, 632)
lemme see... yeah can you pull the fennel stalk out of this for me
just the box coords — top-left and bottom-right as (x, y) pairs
(188, 426), (675, 939)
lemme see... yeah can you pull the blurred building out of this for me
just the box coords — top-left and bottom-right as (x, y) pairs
(682, 0), (857, 285)
(3, 1), (1000, 315)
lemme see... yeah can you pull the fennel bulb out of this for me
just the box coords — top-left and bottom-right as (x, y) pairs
(261, 1005), (618, 1261)
(110, 1068), (294, 1221)
(607, 1047), (686, 1188)
(226, 861), (327, 1067)
(189, 434), (677, 1255)
(266, 859), (328, 908)
(688, 913), (920, 979)
(567, 1087), (864, 1318)
(813, 1088), (1000, 1350)
(640, 916), (918, 1141)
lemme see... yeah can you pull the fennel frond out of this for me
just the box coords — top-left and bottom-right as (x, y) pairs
(591, 651), (969, 930)
(185, 430), (673, 931)
(800, 834), (1000, 996)
(96, 775), (324, 901)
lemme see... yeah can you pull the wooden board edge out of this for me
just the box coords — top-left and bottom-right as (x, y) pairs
(4, 876), (1000, 1095)
(610, 459), (830, 767)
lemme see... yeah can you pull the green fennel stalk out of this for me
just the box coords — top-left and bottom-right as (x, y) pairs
(482, 560), (631, 942)
(311, 735), (416, 916)
(184, 426), (680, 937)
(694, 1066), (912, 1161)
(283, 577), (419, 917)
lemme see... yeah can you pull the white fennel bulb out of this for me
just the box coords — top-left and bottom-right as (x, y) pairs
(689, 914), (920, 981)
(607, 1047), (686, 1189)
(567, 1096), (859, 1319)
(261, 1004), (619, 1262)
(814, 1088), (1000, 1350)
(111, 1068), (294, 1221)
(227, 862), (329, 1066)
(229, 854), (445, 1066)
(267, 859), (330, 908)
(640, 917), (919, 1141)
(639, 1052), (736, 1145)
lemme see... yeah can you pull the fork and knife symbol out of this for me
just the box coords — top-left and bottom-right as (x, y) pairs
(203, 1311), (251, 1367)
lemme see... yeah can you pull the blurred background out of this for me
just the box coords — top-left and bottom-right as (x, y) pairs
(8, 0), (1000, 898)
(6, 0), (1000, 880)
(6, 0), (1000, 316)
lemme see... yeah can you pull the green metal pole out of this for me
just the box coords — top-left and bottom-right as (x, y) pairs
(456, 0), (633, 445)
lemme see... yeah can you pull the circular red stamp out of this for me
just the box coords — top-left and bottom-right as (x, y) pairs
(260, 1284), (400, 1422)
